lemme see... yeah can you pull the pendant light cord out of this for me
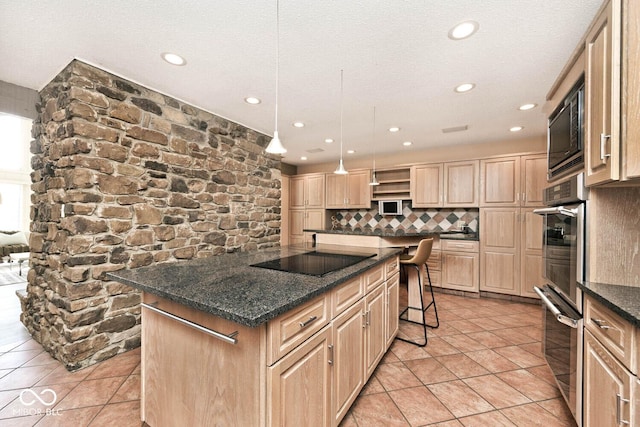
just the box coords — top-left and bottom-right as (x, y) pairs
(274, 0), (280, 133)
(372, 106), (376, 173)
(340, 69), (344, 162)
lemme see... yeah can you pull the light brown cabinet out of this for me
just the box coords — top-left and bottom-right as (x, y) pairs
(411, 160), (478, 207)
(584, 0), (640, 186)
(479, 207), (544, 297)
(480, 154), (546, 207)
(372, 168), (411, 200)
(583, 295), (638, 427)
(290, 173), (325, 209)
(325, 169), (371, 209)
(441, 239), (479, 292)
(289, 208), (325, 245)
(141, 257), (399, 427)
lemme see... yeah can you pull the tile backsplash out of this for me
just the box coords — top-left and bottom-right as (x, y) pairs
(332, 202), (479, 232)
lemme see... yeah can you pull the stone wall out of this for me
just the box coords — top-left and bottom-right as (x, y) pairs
(22, 60), (282, 370)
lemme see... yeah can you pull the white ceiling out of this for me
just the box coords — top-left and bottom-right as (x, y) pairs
(0, 0), (603, 166)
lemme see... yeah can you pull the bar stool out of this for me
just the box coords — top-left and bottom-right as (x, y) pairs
(398, 238), (440, 347)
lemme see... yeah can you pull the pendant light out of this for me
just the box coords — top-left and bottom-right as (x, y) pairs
(334, 69), (348, 174)
(369, 106), (379, 186)
(265, 0), (287, 154)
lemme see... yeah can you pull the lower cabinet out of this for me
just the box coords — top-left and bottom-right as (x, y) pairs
(385, 271), (400, 349)
(441, 239), (479, 292)
(289, 208), (325, 245)
(583, 295), (638, 427)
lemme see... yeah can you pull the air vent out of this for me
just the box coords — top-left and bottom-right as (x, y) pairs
(548, 154), (584, 179)
(442, 125), (468, 133)
(306, 148), (325, 153)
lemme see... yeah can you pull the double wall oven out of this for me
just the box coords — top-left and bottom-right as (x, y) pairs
(534, 173), (587, 426)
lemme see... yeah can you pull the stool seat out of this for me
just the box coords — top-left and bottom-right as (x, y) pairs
(397, 238), (439, 347)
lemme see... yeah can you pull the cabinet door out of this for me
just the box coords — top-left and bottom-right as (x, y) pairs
(444, 160), (479, 206)
(585, 0), (621, 186)
(305, 209), (325, 243)
(411, 164), (443, 207)
(325, 174), (347, 208)
(289, 209), (305, 245)
(520, 209), (544, 298)
(365, 284), (386, 379)
(290, 176), (306, 208)
(480, 157), (520, 207)
(521, 154), (547, 206)
(347, 170), (371, 208)
(441, 251), (479, 292)
(480, 208), (520, 295)
(623, 0), (640, 181)
(583, 330), (633, 427)
(306, 174), (326, 208)
(385, 272), (399, 349)
(332, 300), (365, 425)
(268, 325), (332, 427)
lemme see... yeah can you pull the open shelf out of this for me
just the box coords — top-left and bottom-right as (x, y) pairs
(372, 167), (411, 200)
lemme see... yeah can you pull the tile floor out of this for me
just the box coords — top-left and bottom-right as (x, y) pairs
(0, 268), (576, 426)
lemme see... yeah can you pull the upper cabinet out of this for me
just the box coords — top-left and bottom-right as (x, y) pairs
(584, 0), (640, 186)
(411, 161), (478, 207)
(480, 154), (546, 207)
(411, 163), (443, 207)
(290, 173), (325, 209)
(325, 169), (371, 209)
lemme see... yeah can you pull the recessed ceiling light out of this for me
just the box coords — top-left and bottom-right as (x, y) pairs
(510, 126), (524, 132)
(244, 97), (261, 105)
(347, 149), (355, 154)
(300, 156), (308, 160)
(454, 83), (475, 93)
(402, 141), (412, 146)
(293, 122), (305, 128)
(161, 52), (187, 66)
(388, 127), (400, 132)
(325, 138), (334, 143)
(518, 103), (537, 111)
(448, 21), (480, 40)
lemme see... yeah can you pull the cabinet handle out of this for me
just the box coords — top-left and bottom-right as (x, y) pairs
(591, 318), (611, 330)
(362, 312), (367, 328)
(299, 315), (318, 329)
(366, 310), (371, 326)
(328, 344), (334, 365)
(600, 133), (611, 161)
(617, 394), (630, 425)
(142, 302), (239, 345)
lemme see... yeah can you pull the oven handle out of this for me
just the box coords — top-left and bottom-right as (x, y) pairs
(534, 286), (579, 329)
(533, 207), (578, 217)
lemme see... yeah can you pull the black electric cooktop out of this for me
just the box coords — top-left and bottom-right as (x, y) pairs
(251, 251), (376, 277)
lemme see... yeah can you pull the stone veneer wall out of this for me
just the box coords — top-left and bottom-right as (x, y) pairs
(22, 60), (281, 370)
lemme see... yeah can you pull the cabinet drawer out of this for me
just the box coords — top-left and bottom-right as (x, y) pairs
(332, 275), (364, 318)
(441, 239), (479, 253)
(426, 250), (441, 271)
(267, 293), (330, 366)
(428, 270), (441, 287)
(585, 295), (637, 374)
(385, 256), (400, 279)
(363, 263), (385, 293)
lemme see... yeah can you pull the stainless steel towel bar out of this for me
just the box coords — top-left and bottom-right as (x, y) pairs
(142, 302), (239, 345)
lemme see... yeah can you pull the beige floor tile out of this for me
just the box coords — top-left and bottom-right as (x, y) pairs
(350, 393), (409, 427)
(389, 386), (454, 425)
(0, 414), (43, 426)
(436, 354), (489, 379)
(85, 353), (140, 380)
(459, 410), (517, 426)
(404, 357), (457, 385)
(390, 339), (430, 361)
(12, 340), (44, 352)
(526, 365), (558, 386)
(423, 337), (461, 357)
(497, 369), (562, 401)
(22, 352), (59, 368)
(36, 364), (96, 387)
(338, 412), (358, 427)
(110, 375), (140, 403)
(427, 380), (494, 418)
(464, 349), (520, 373)
(0, 382), (77, 420)
(492, 328), (539, 345)
(501, 402), (574, 426)
(54, 377), (126, 411)
(360, 375), (385, 396)
(441, 334), (487, 352)
(446, 319), (485, 334)
(425, 420), (464, 427)
(537, 398), (578, 426)
(465, 331), (512, 348)
(374, 362), (421, 391)
(89, 400), (142, 427)
(463, 374), (531, 409)
(494, 345), (546, 368)
(34, 406), (102, 427)
(0, 349), (43, 370)
(0, 365), (57, 391)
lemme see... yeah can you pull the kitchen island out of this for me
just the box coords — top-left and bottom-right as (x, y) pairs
(108, 243), (401, 427)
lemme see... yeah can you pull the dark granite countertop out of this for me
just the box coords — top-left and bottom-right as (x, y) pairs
(107, 244), (402, 328)
(305, 228), (479, 241)
(579, 281), (640, 327)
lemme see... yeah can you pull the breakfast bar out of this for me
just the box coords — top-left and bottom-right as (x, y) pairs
(108, 244), (401, 427)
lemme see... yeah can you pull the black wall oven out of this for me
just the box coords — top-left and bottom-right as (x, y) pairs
(534, 173), (587, 426)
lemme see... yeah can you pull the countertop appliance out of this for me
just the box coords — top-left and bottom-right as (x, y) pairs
(548, 77), (584, 181)
(534, 172), (587, 426)
(251, 251), (375, 277)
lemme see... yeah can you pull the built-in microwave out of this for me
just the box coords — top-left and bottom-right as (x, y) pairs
(378, 200), (403, 216)
(547, 77), (584, 180)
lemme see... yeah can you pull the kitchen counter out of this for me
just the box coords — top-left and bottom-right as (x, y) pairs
(107, 243), (401, 327)
(578, 281), (640, 327)
(305, 228), (479, 241)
